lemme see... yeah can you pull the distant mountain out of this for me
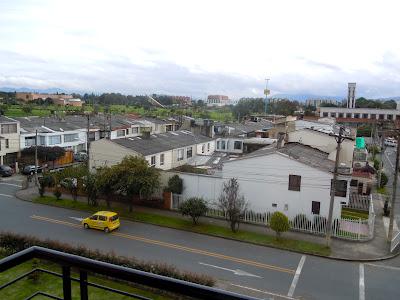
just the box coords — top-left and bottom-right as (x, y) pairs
(0, 87), (70, 94)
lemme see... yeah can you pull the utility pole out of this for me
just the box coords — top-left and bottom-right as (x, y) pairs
(264, 78), (270, 116)
(388, 131), (400, 242)
(86, 114), (90, 172)
(34, 129), (39, 186)
(326, 126), (345, 247)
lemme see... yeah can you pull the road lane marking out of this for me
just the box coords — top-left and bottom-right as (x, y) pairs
(365, 263), (400, 271)
(230, 283), (296, 300)
(199, 262), (263, 278)
(30, 215), (295, 274)
(359, 263), (365, 300)
(0, 193), (13, 197)
(69, 217), (84, 222)
(0, 182), (22, 187)
(287, 255), (306, 297)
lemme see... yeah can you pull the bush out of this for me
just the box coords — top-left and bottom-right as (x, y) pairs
(270, 212), (289, 239)
(312, 215), (327, 233)
(292, 214), (311, 230)
(53, 188), (62, 200)
(380, 172), (388, 187)
(373, 158), (380, 171)
(38, 185), (45, 197)
(179, 197), (208, 225)
(0, 232), (215, 287)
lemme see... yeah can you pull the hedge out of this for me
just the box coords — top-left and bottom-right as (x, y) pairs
(0, 232), (215, 287)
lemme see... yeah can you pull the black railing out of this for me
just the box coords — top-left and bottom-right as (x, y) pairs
(0, 246), (260, 300)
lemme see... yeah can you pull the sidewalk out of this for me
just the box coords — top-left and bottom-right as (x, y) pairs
(15, 184), (397, 261)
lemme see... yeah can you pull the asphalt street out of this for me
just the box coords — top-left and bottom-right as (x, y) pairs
(1, 177), (400, 299)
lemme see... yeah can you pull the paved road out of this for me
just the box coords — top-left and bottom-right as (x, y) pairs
(1, 178), (400, 299)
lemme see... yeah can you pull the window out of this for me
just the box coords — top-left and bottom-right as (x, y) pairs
(207, 143), (210, 151)
(217, 140), (221, 149)
(387, 114), (393, 120)
(116, 129), (125, 137)
(177, 149), (184, 161)
(1, 124), (17, 134)
(186, 147), (192, 158)
(272, 203), (277, 208)
(160, 154), (164, 166)
(48, 135), (61, 145)
(132, 127), (138, 134)
(346, 113), (352, 118)
(234, 141), (242, 150)
(370, 114), (376, 119)
(25, 137), (36, 147)
(331, 179), (347, 197)
(350, 179), (358, 187)
(201, 144), (205, 153)
(221, 140), (226, 150)
(98, 215), (107, 221)
(330, 113), (336, 118)
(354, 113), (360, 118)
(323, 112), (328, 117)
(311, 201), (320, 215)
(126, 129), (129, 135)
(288, 175), (301, 191)
(150, 155), (156, 167)
(338, 113), (344, 118)
(362, 114), (368, 119)
(64, 133), (78, 142)
(39, 136), (46, 145)
(90, 215), (98, 220)
(5, 139), (9, 148)
(379, 114), (384, 120)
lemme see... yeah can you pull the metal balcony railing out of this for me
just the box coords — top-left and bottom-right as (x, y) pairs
(0, 246), (259, 300)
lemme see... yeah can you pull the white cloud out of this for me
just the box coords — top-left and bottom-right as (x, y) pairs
(0, 0), (400, 98)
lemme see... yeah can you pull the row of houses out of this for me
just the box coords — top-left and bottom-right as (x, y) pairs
(0, 114), (179, 166)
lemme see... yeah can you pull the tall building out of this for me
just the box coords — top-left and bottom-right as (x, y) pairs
(347, 83), (356, 109)
(207, 95), (230, 107)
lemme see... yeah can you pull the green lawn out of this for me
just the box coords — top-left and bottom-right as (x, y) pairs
(34, 196), (330, 256)
(0, 258), (171, 299)
(341, 208), (369, 220)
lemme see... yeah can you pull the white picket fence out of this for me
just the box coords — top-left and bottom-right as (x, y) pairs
(173, 194), (375, 241)
(391, 231), (400, 253)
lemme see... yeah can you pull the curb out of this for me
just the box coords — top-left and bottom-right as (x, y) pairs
(14, 188), (400, 262)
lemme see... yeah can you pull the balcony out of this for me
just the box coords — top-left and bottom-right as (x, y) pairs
(0, 246), (257, 300)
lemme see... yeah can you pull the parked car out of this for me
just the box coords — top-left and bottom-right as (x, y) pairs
(0, 165), (13, 177)
(82, 211), (120, 233)
(384, 138), (397, 147)
(74, 152), (88, 162)
(21, 165), (43, 175)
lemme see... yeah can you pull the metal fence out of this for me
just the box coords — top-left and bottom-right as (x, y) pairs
(204, 201), (375, 242)
(343, 193), (371, 212)
(391, 231), (400, 253)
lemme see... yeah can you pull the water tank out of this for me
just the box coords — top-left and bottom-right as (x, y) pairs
(356, 137), (365, 149)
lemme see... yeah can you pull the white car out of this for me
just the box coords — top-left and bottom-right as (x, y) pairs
(384, 138), (397, 147)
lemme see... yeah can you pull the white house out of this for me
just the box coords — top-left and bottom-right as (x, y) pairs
(16, 117), (87, 153)
(0, 116), (20, 165)
(89, 130), (215, 170)
(167, 142), (351, 220)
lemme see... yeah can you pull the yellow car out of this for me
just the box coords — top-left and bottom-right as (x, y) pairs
(82, 211), (120, 233)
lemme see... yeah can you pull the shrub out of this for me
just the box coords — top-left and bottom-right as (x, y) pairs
(373, 158), (380, 171)
(38, 185), (45, 197)
(312, 215), (327, 233)
(53, 188), (62, 200)
(0, 232), (215, 287)
(179, 197), (208, 225)
(270, 212), (289, 239)
(292, 214), (311, 230)
(380, 172), (388, 187)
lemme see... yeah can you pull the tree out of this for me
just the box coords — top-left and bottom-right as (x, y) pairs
(22, 105), (33, 114)
(217, 178), (248, 232)
(380, 172), (388, 187)
(269, 212), (289, 239)
(84, 173), (98, 206)
(179, 197), (208, 225)
(115, 156), (160, 212)
(166, 175), (183, 194)
(95, 166), (119, 208)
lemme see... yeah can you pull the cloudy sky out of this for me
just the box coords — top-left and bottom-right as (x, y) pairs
(1, 0), (400, 99)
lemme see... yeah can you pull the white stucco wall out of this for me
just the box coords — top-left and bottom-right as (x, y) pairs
(288, 129), (354, 168)
(166, 153), (349, 220)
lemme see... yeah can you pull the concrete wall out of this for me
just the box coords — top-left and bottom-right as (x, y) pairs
(288, 129), (354, 168)
(165, 153), (349, 220)
(0, 121), (20, 165)
(216, 138), (243, 154)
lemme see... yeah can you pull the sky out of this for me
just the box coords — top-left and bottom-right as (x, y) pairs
(0, 0), (400, 99)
